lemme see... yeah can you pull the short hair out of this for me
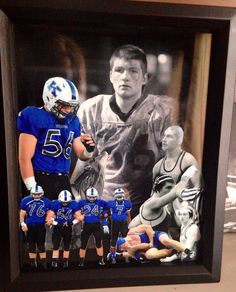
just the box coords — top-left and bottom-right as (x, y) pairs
(166, 125), (184, 145)
(109, 44), (147, 74)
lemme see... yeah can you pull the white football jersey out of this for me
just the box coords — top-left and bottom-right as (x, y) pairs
(78, 93), (176, 215)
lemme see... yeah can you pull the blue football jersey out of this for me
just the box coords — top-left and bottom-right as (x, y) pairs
(107, 199), (132, 221)
(77, 199), (108, 223)
(17, 106), (81, 173)
(50, 200), (78, 224)
(20, 195), (51, 224)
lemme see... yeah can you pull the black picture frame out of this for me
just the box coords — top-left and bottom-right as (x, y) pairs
(1, 1), (236, 291)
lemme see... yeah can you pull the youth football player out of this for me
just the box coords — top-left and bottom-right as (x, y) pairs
(107, 188), (132, 264)
(46, 190), (81, 268)
(19, 185), (51, 269)
(77, 187), (108, 267)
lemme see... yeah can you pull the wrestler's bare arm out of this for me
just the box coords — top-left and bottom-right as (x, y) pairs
(128, 225), (154, 247)
(152, 159), (162, 181)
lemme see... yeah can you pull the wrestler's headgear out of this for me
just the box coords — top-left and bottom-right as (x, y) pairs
(153, 174), (175, 193)
(116, 237), (126, 251)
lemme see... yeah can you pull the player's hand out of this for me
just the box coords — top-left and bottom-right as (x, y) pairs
(20, 222), (28, 232)
(80, 134), (95, 153)
(103, 225), (110, 234)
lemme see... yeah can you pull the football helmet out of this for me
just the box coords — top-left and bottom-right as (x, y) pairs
(114, 188), (125, 201)
(86, 187), (98, 202)
(42, 77), (79, 120)
(58, 190), (72, 206)
(30, 185), (44, 200)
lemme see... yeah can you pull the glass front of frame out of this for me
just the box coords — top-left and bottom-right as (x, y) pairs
(15, 21), (208, 269)
(1, 3), (233, 290)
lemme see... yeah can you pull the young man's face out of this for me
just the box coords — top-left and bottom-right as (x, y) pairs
(161, 128), (179, 151)
(110, 58), (147, 100)
(159, 181), (175, 196)
(179, 209), (191, 224)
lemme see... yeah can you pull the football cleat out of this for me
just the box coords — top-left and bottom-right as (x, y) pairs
(51, 261), (58, 268)
(98, 259), (105, 266)
(63, 260), (69, 268)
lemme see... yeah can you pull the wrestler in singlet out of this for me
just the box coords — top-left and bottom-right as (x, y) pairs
(158, 151), (188, 183)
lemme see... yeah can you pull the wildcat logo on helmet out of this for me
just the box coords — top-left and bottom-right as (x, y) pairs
(43, 77), (79, 120)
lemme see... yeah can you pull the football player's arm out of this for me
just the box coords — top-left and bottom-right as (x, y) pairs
(126, 210), (132, 224)
(74, 210), (84, 222)
(19, 209), (28, 232)
(45, 210), (56, 226)
(18, 133), (37, 190)
(72, 210), (83, 225)
(72, 134), (95, 161)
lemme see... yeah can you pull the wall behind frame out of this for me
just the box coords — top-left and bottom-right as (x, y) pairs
(131, 0), (236, 8)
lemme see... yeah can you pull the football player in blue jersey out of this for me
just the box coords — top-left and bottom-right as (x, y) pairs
(46, 190), (81, 268)
(106, 188), (132, 264)
(17, 77), (95, 200)
(77, 187), (108, 267)
(19, 185), (51, 269)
